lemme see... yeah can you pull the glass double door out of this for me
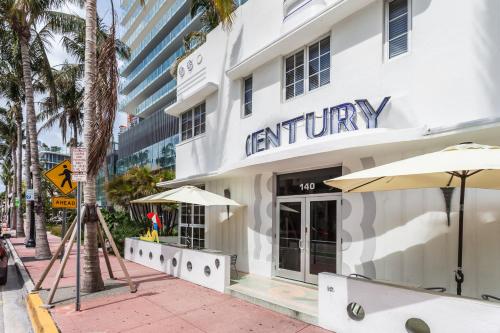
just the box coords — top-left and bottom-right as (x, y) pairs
(276, 195), (341, 284)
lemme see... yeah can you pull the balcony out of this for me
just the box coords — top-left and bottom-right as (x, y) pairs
(123, 79), (177, 117)
(164, 33), (226, 117)
(121, 9), (197, 77)
(125, 0), (188, 50)
(120, 46), (183, 96)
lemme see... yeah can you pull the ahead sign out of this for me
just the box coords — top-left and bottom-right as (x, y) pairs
(51, 196), (77, 209)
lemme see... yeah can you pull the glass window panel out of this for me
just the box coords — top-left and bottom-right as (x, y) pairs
(295, 81), (304, 95)
(320, 54), (330, 70)
(320, 69), (330, 86)
(244, 102), (252, 116)
(389, 34), (408, 58)
(286, 71), (294, 85)
(309, 74), (319, 91)
(389, 15), (408, 40)
(309, 43), (319, 60)
(309, 59), (319, 75)
(295, 65), (304, 81)
(320, 37), (330, 55)
(295, 51), (304, 65)
(285, 56), (294, 71)
(389, 0), (407, 20)
(286, 85), (294, 99)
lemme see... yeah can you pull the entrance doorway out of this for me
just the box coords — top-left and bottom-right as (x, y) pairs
(276, 194), (341, 284)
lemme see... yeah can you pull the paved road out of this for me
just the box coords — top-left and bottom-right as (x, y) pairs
(0, 257), (32, 333)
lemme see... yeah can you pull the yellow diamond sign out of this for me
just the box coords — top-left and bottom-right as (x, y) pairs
(44, 159), (77, 195)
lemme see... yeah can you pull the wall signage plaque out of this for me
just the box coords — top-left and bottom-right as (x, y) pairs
(245, 97), (390, 156)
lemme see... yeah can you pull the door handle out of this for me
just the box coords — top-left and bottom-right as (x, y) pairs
(299, 239), (305, 250)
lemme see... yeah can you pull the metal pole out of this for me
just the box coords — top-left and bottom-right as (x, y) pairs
(61, 209), (67, 261)
(26, 171), (35, 248)
(455, 175), (466, 295)
(76, 183), (81, 311)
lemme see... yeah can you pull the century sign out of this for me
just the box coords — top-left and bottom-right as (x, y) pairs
(245, 97), (390, 156)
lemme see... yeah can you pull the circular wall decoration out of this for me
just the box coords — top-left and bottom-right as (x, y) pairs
(197, 54), (203, 64)
(130, 247), (133, 254)
(187, 60), (193, 71)
(204, 266), (211, 277)
(139, 249), (143, 257)
(346, 302), (365, 321)
(215, 259), (220, 269)
(149, 252), (153, 260)
(179, 66), (185, 77)
(172, 257), (177, 267)
(160, 254), (164, 263)
(187, 261), (193, 271)
(405, 318), (430, 333)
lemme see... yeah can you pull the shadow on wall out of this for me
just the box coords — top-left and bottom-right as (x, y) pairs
(475, 0), (500, 118)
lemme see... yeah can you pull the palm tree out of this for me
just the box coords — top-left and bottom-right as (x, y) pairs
(81, 0), (131, 292)
(191, 0), (236, 31)
(38, 63), (84, 147)
(0, 0), (82, 259)
(0, 30), (26, 237)
(0, 107), (17, 230)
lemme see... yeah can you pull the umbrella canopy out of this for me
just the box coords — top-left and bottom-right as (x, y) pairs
(131, 185), (241, 206)
(324, 143), (500, 192)
(324, 143), (500, 296)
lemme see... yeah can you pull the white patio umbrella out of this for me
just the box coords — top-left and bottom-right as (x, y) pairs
(324, 143), (500, 295)
(131, 185), (241, 206)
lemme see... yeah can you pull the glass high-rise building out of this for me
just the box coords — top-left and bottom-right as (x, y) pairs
(117, 0), (203, 173)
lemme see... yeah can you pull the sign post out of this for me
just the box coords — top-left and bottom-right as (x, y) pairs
(71, 147), (87, 312)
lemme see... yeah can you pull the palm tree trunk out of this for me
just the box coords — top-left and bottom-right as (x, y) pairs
(25, 121), (32, 240)
(11, 146), (17, 232)
(16, 112), (24, 237)
(19, 33), (51, 259)
(82, 0), (104, 293)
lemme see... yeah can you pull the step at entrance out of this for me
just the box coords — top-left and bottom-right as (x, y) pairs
(226, 274), (318, 325)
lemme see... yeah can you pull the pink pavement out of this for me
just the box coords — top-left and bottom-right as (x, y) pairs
(12, 234), (331, 333)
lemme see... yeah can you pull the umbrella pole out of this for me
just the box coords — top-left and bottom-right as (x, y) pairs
(455, 174), (466, 295)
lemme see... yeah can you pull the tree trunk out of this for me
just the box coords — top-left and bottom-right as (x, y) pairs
(19, 33), (51, 259)
(25, 120), (32, 240)
(82, 0), (104, 293)
(16, 112), (25, 237)
(11, 146), (17, 232)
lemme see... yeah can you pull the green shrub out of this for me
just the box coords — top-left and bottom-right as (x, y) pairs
(101, 209), (147, 256)
(48, 224), (62, 237)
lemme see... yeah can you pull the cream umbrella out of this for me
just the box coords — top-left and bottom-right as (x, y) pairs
(324, 143), (500, 295)
(131, 185), (241, 206)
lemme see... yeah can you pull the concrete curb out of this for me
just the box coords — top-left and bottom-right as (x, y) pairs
(5, 239), (34, 293)
(5, 239), (59, 333)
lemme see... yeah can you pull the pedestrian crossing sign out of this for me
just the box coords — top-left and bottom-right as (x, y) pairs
(44, 159), (77, 195)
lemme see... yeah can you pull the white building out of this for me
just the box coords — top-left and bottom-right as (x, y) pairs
(158, 0), (500, 330)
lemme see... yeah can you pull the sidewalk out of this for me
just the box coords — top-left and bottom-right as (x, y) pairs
(12, 234), (330, 333)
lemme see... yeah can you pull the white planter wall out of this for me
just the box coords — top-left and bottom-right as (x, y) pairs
(318, 273), (500, 333)
(124, 238), (230, 293)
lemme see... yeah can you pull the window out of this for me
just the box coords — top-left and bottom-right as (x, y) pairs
(308, 36), (330, 91)
(285, 51), (305, 100)
(180, 102), (205, 141)
(386, 0), (409, 59)
(243, 76), (253, 116)
(284, 36), (331, 100)
(179, 185), (206, 249)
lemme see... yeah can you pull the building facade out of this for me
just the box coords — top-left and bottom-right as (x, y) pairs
(38, 143), (70, 171)
(162, 0), (500, 305)
(117, 0), (203, 175)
